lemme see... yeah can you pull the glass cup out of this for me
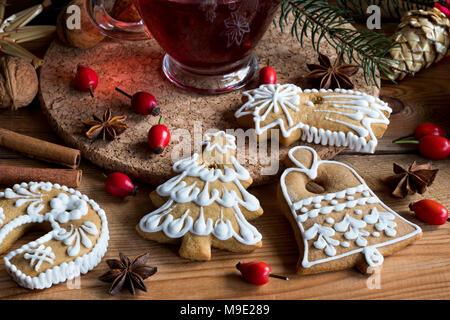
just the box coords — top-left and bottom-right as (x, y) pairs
(85, 0), (280, 94)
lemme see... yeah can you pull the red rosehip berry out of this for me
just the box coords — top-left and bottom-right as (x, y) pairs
(74, 65), (98, 98)
(148, 116), (170, 154)
(236, 261), (288, 286)
(410, 199), (448, 225)
(115, 88), (160, 116)
(414, 123), (446, 139)
(259, 66), (277, 85)
(104, 172), (137, 198)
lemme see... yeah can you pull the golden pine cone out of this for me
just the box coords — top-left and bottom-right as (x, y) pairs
(386, 7), (450, 80)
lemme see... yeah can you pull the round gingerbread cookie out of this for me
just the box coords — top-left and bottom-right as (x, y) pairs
(0, 182), (109, 289)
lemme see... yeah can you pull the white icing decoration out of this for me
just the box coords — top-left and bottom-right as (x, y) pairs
(0, 182), (52, 217)
(306, 101), (314, 107)
(294, 183), (378, 223)
(279, 146), (422, 270)
(304, 224), (339, 256)
(23, 244), (55, 272)
(334, 214), (369, 247)
(330, 200), (338, 205)
(139, 131), (262, 246)
(53, 222), (99, 257)
(372, 232), (380, 237)
(347, 196), (354, 201)
(235, 83), (302, 129)
(363, 207), (397, 237)
(46, 193), (89, 224)
(341, 241), (350, 248)
(2, 182), (109, 290)
(325, 217), (334, 224)
(235, 84), (392, 153)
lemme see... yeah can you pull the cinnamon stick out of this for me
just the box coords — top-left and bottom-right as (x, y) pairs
(0, 128), (81, 169)
(0, 166), (82, 188)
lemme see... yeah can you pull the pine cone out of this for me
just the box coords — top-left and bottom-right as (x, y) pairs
(386, 7), (450, 80)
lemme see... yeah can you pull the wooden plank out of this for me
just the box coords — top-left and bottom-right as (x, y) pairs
(0, 154), (448, 299)
(1, 0), (449, 300)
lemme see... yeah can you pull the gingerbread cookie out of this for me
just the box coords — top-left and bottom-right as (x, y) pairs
(235, 84), (391, 153)
(0, 182), (109, 289)
(277, 146), (422, 274)
(137, 131), (263, 261)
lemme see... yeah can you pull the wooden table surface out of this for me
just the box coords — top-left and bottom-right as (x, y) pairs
(0, 1), (449, 300)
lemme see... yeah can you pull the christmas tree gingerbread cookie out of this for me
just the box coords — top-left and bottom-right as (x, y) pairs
(235, 84), (392, 153)
(277, 146), (422, 274)
(137, 131), (263, 261)
(0, 182), (109, 289)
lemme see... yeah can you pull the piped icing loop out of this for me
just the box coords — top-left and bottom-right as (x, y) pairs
(138, 131), (263, 255)
(235, 84), (392, 153)
(0, 182), (109, 290)
(279, 146), (422, 271)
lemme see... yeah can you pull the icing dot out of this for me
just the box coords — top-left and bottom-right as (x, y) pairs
(341, 241), (350, 248)
(300, 208), (308, 213)
(325, 218), (334, 224)
(363, 191), (370, 197)
(372, 232), (380, 237)
(330, 200), (338, 205)
(354, 209), (362, 215)
(306, 101), (314, 107)
(347, 196), (354, 201)
(314, 204), (321, 209)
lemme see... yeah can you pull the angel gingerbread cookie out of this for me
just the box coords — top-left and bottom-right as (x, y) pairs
(0, 182), (109, 289)
(137, 131), (263, 261)
(235, 84), (392, 153)
(277, 146), (422, 274)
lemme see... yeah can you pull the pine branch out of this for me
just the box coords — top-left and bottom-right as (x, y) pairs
(279, 0), (409, 87)
(335, 0), (446, 20)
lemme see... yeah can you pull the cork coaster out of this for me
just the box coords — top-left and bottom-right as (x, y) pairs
(39, 22), (379, 186)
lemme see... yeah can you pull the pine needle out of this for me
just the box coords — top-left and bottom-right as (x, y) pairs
(279, 0), (405, 87)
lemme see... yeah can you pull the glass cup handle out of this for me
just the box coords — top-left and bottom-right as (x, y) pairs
(84, 0), (150, 41)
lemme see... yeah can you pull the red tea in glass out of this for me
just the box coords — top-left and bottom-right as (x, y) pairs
(86, 0), (281, 93)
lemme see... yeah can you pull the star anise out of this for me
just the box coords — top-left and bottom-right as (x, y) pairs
(99, 252), (157, 295)
(382, 162), (439, 198)
(83, 108), (128, 141)
(306, 53), (360, 89)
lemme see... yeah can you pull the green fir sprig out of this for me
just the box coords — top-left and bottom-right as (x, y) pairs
(279, 0), (401, 87)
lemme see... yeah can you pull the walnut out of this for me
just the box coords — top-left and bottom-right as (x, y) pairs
(112, 0), (142, 22)
(0, 56), (38, 110)
(56, 0), (105, 50)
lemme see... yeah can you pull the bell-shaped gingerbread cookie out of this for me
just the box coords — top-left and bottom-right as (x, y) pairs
(277, 146), (422, 274)
(235, 84), (391, 153)
(0, 182), (109, 289)
(137, 131), (263, 261)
